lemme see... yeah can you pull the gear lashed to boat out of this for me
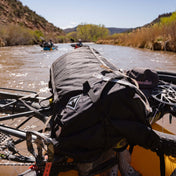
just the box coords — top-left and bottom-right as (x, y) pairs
(0, 46), (175, 176)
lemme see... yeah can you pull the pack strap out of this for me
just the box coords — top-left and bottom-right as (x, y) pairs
(159, 153), (165, 176)
(26, 131), (54, 163)
(43, 162), (52, 176)
(83, 79), (116, 103)
(83, 81), (98, 103)
(50, 66), (58, 102)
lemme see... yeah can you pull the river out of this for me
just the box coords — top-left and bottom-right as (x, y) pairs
(0, 43), (176, 93)
(0, 43), (175, 175)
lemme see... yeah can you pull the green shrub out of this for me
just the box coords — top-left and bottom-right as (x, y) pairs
(76, 24), (109, 42)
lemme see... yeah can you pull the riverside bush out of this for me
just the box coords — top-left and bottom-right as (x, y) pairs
(0, 24), (45, 46)
(76, 24), (109, 42)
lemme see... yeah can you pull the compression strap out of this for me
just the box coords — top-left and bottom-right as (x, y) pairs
(43, 162), (52, 176)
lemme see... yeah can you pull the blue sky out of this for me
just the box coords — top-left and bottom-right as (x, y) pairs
(20, 0), (176, 29)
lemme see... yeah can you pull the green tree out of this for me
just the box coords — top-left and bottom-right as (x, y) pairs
(76, 24), (109, 42)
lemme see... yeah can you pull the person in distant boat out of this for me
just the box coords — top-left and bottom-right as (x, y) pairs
(40, 39), (54, 48)
(75, 39), (83, 49)
(78, 39), (83, 47)
(49, 40), (53, 48)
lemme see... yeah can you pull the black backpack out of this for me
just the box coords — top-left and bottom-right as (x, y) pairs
(49, 46), (160, 162)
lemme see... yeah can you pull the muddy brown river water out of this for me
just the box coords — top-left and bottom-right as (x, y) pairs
(0, 43), (175, 175)
(0, 43), (176, 92)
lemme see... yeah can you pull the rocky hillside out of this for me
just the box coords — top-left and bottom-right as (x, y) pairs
(0, 0), (63, 35)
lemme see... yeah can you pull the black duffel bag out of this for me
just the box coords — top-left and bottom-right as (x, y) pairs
(49, 47), (161, 162)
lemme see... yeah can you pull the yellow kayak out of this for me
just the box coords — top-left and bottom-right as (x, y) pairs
(130, 123), (176, 176)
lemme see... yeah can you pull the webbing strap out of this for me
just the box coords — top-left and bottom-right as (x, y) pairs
(83, 81), (98, 103)
(159, 153), (165, 176)
(26, 131), (54, 164)
(83, 80), (116, 103)
(50, 66), (58, 102)
(43, 162), (52, 176)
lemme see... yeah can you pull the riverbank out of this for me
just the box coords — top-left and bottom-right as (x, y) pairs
(96, 39), (176, 52)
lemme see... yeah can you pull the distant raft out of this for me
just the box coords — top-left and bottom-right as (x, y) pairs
(43, 46), (58, 51)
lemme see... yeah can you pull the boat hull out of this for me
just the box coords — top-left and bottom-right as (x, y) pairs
(131, 123), (176, 176)
(43, 46), (57, 50)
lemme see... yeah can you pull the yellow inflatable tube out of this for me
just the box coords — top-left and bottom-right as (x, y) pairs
(130, 123), (176, 176)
